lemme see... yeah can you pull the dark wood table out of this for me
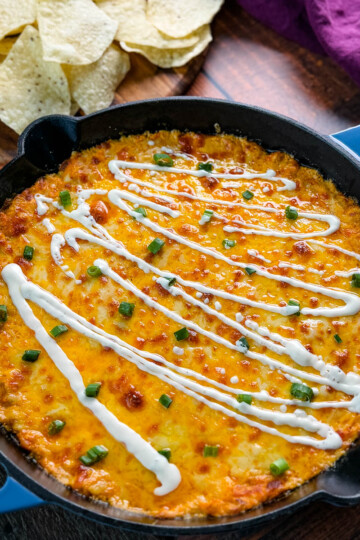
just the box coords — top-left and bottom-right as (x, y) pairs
(2, 1), (360, 538)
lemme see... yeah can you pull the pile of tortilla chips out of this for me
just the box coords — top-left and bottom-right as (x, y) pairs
(0, 0), (223, 134)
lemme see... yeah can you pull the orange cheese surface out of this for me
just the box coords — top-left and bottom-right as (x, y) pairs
(1, 131), (360, 518)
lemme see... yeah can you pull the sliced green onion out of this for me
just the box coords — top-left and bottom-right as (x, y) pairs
(0, 305), (7, 323)
(148, 237), (165, 254)
(288, 299), (300, 315)
(351, 273), (360, 288)
(270, 457), (289, 476)
(80, 445), (108, 466)
(153, 153), (173, 167)
(22, 350), (41, 362)
(237, 394), (252, 405)
(59, 190), (71, 207)
(174, 327), (189, 341)
(133, 207), (147, 219)
(200, 209), (214, 224)
(50, 324), (68, 338)
(245, 267), (256, 275)
(203, 445), (219, 457)
(48, 419), (66, 435)
(242, 190), (254, 200)
(334, 334), (342, 344)
(198, 162), (213, 172)
(23, 245), (34, 260)
(119, 302), (135, 317)
(164, 276), (176, 287)
(87, 265), (102, 278)
(159, 394), (172, 408)
(223, 239), (236, 249)
(85, 382), (101, 397)
(158, 448), (171, 461)
(285, 205), (298, 220)
(290, 382), (314, 402)
(237, 336), (250, 352)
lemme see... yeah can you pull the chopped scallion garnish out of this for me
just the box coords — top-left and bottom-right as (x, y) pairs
(119, 302), (135, 317)
(270, 457), (289, 476)
(48, 420), (65, 435)
(165, 276), (176, 287)
(198, 162), (213, 172)
(85, 382), (101, 397)
(59, 190), (71, 207)
(245, 267), (256, 275)
(133, 207), (147, 219)
(158, 448), (171, 460)
(80, 445), (108, 466)
(200, 209), (214, 224)
(23, 246), (34, 260)
(50, 324), (68, 338)
(285, 205), (298, 220)
(288, 299), (300, 315)
(159, 394), (172, 408)
(351, 273), (360, 288)
(242, 190), (254, 200)
(237, 394), (252, 405)
(153, 153), (173, 167)
(290, 382), (314, 402)
(223, 239), (236, 249)
(237, 336), (250, 352)
(174, 327), (189, 341)
(334, 334), (342, 344)
(203, 445), (219, 457)
(87, 265), (102, 278)
(148, 237), (165, 254)
(22, 350), (41, 362)
(0, 305), (7, 323)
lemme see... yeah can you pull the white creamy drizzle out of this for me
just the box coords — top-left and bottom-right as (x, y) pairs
(112, 190), (180, 218)
(309, 239), (360, 262)
(2, 263), (181, 496)
(247, 249), (271, 263)
(35, 194), (53, 216)
(50, 234), (80, 283)
(335, 268), (360, 277)
(3, 263), (341, 450)
(108, 159), (296, 191)
(278, 261), (324, 276)
(107, 189), (360, 318)
(128, 184), (175, 204)
(224, 210), (340, 239)
(42, 219), (55, 234)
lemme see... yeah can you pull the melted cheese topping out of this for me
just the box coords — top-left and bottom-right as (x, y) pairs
(1, 131), (360, 517)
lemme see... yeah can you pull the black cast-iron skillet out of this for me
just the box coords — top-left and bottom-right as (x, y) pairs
(1, 97), (360, 535)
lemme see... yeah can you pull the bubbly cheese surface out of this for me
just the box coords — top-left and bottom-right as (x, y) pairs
(1, 131), (360, 517)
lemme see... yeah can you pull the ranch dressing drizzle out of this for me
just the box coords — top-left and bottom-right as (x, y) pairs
(309, 239), (360, 262)
(278, 261), (324, 275)
(2, 264), (181, 496)
(112, 190), (180, 218)
(247, 249), (271, 263)
(2, 263), (342, 450)
(160, 146), (194, 161)
(42, 218), (55, 234)
(107, 189), (360, 318)
(127, 184), (175, 204)
(109, 159), (296, 191)
(35, 194), (53, 216)
(50, 234), (80, 283)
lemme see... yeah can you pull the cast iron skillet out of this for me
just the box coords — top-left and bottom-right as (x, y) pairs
(1, 97), (360, 535)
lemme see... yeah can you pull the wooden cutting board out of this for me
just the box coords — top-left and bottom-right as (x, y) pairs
(0, 50), (206, 170)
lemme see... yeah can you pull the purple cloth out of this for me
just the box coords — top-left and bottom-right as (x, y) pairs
(237, 0), (360, 86)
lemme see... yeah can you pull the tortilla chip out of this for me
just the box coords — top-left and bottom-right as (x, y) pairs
(147, 0), (223, 38)
(0, 0), (36, 41)
(96, 0), (199, 49)
(120, 25), (212, 68)
(37, 0), (118, 65)
(0, 26), (70, 134)
(66, 45), (130, 114)
(0, 37), (16, 56)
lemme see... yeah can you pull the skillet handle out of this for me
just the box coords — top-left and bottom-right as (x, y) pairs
(0, 463), (43, 513)
(331, 125), (360, 159)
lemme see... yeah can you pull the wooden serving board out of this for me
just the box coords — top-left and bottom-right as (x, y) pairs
(0, 50), (207, 171)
